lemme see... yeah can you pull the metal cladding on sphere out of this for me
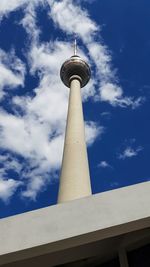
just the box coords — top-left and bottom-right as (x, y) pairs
(60, 55), (91, 88)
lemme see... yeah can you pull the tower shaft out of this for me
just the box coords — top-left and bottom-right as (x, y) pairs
(58, 78), (92, 203)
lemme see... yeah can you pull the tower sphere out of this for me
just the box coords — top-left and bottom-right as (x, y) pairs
(60, 55), (91, 88)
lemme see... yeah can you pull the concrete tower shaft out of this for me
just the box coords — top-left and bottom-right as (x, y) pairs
(58, 43), (92, 203)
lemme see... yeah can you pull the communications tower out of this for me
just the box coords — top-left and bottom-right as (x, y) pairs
(58, 40), (92, 203)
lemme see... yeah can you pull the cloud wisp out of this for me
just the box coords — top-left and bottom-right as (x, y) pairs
(119, 146), (143, 160)
(98, 161), (112, 169)
(0, 49), (26, 99)
(0, 154), (23, 202)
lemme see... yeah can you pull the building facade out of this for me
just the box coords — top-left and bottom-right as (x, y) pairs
(0, 182), (150, 267)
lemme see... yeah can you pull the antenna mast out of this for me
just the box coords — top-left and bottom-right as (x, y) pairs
(74, 39), (77, 55)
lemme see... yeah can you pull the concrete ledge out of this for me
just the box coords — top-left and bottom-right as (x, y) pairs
(0, 182), (150, 265)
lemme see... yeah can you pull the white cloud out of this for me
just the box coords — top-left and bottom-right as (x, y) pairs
(0, 154), (22, 174)
(20, 1), (45, 43)
(49, 0), (97, 42)
(85, 121), (104, 146)
(0, 154), (23, 202)
(21, 176), (46, 200)
(98, 161), (112, 168)
(100, 111), (111, 119)
(0, 49), (26, 99)
(0, 108), (64, 200)
(100, 83), (122, 104)
(0, 110), (64, 167)
(100, 83), (144, 108)
(0, 0), (45, 20)
(119, 146), (143, 160)
(0, 0), (27, 17)
(0, 178), (21, 203)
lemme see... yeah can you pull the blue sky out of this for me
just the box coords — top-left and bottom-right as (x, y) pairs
(0, 0), (150, 218)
